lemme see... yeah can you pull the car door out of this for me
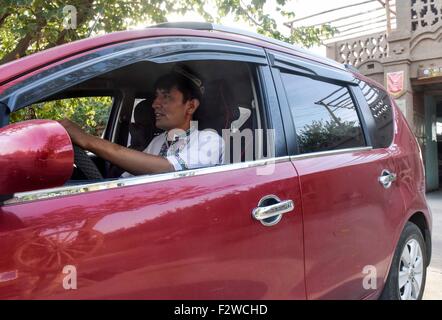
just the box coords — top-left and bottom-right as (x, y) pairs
(0, 38), (306, 299)
(268, 50), (405, 299)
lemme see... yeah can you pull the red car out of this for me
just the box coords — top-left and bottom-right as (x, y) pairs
(0, 22), (432, 300)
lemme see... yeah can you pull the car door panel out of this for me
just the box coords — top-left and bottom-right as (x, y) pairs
(268, 52), (407, 299)
(291, 148), (404, 299)
(0, 161), (305, 299)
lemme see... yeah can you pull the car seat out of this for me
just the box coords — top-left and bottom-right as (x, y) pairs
(194, 79), (253, 164)
(106, 95), (162, 177)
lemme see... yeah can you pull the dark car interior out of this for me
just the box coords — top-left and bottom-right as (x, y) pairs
(21, 60), (266, 181)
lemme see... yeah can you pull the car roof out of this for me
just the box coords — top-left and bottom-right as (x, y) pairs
(0, 22), (346, 88)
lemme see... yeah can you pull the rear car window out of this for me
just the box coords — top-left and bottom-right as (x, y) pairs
(357, 79), (394, 148)
(10, 96), (113, 137)
(280, 72), (365, 154)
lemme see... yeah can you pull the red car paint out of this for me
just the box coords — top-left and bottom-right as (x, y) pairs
(0, 162), (305, 299)
(294, 105), (430, 299)
(0, 26), (431, 299)
(0, 120), (73, 194)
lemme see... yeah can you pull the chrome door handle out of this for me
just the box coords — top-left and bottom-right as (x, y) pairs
(252, 195), (294, 226)
(379, 169), (397, 189)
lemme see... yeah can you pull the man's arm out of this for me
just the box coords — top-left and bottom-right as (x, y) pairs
(59, 119), (174, 175)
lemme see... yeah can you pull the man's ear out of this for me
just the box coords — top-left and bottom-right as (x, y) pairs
(186, 98), (200, 116)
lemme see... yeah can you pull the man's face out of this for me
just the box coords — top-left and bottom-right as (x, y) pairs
(152, 86), (194, 131)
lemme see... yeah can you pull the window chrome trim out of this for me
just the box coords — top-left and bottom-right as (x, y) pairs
(3, 146), (372, 206)
(3, 156), (291, 206)
(290, 146), (372, 161)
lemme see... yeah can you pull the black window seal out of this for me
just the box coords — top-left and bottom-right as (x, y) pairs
(0, 102), (9, 128)
(103, 90), (124, 142)
(267, 50), (358, 86)
(255, 65), (288, 157)
(349, 85), (376, 148)
(267, 65), (299, 156)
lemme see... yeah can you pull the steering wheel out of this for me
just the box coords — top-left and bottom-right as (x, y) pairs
(72, 144), (103, 180)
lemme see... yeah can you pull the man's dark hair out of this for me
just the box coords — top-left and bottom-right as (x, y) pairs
(154, 69), (203, 103)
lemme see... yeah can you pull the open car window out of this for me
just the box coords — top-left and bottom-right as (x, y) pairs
(1, 34), (274, 193)
(10, 96), (113, 138)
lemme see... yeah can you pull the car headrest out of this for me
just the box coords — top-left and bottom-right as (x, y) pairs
(231, 106), (252, 133)
(194, 79), (241, 135)
(129, 97), (162, 151)
(133, 98), (154, 127)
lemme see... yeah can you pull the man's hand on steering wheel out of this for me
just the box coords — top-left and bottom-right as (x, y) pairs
(59, 118), (174, 176)
(59, 119), (91, 149)
(59, 119), (103, 180)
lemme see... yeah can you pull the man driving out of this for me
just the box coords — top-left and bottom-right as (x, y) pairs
(59, 66), (225, 177)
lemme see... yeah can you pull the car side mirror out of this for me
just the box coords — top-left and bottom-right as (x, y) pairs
(0, 119), (73, 195)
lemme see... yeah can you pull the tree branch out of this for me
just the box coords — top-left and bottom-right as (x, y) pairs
(238, 0), (263, 27)
(0, 8), (48, 64)
(44, 0), (95, 50)
(0, 33), (34, 64)
(0, 13), (11, 27)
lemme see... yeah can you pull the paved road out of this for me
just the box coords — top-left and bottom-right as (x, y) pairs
(423, 190), (442, 300)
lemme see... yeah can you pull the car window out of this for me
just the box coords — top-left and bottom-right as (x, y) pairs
(356, 79), (394, 148)
(280, 72), (365, 154)
(10, 96), (113, 137)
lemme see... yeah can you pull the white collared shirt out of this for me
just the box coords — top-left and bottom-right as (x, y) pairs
(121, 128), (225, 177)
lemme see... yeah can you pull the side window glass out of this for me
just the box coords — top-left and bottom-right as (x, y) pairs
(280, 72), (365, 154)
(357, 79), (394, 148)
(10, 96), (113, 137)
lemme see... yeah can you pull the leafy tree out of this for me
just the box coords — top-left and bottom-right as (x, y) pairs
(0, 0), (335, 65)
(10, 97), (113, 136)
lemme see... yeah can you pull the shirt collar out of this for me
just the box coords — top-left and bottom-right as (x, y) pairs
(165, 125), (196, 142)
